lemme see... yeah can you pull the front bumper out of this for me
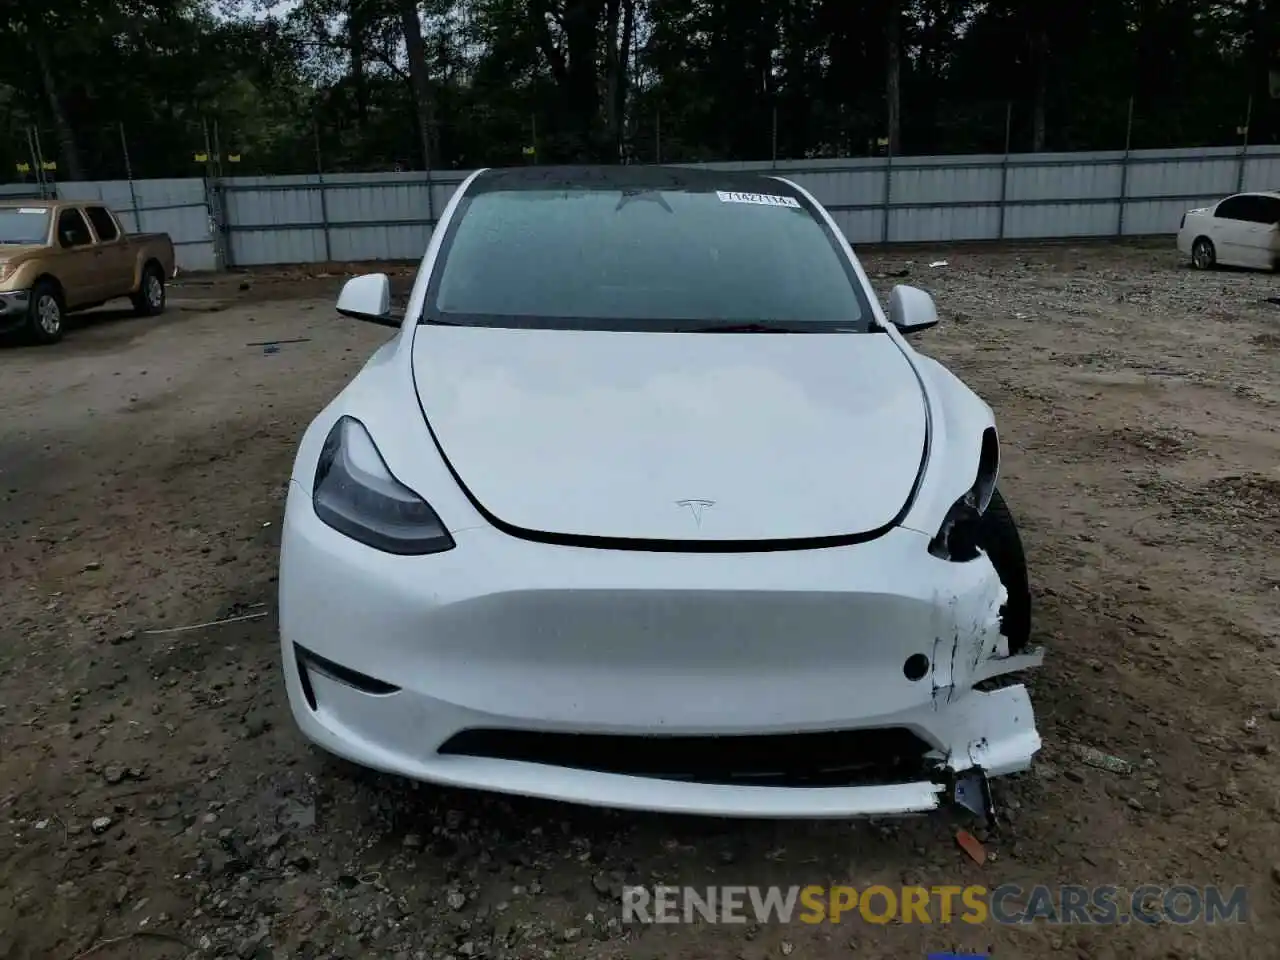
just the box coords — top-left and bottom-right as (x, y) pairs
(0, 289), (30, 332)
(279, 481), (1043, 818)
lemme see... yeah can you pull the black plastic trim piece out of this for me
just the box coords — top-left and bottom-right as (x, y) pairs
(296, 650), (318, 711)
(438, 726), (934, 788)
(294, 644), (400, 697)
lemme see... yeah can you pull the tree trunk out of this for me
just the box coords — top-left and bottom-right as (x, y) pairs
(1030, 24), (1048, 151)
(529, 0), (607, 160)
(603, 0), (635, 160)
(749, 0), (776, 158)
(32, 33), (84, 181)
(618, 0), (635, 153)
(885, 0), (902, 155)
(1246, 0), (1278, 142)
(398, 0), (436, 170)
(563, 0), (606, 160)
(604, 0), (621, 159)
(349, 0), (368, 122)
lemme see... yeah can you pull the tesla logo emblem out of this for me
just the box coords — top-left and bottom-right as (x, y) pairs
(676, 499), (716, 526)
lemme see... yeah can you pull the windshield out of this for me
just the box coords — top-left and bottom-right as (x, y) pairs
(424, 178), (871, 332)
(0, 208), (51, 245)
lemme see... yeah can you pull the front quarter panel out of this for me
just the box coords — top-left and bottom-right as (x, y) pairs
(288, 169), (491, 535)
(2, 246), (59, 294)
(897, 352), (998, 539)
(768, 175), (999, 540)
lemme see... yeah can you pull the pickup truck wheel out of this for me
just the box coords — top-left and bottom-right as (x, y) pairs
(28, 281), (64, 345)
(132, 265), (166, 317)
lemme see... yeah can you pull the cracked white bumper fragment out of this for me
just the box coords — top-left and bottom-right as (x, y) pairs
(281, 489), (1043, 818)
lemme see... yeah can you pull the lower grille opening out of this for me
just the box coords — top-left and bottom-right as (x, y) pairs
(437, 727), (935, 788)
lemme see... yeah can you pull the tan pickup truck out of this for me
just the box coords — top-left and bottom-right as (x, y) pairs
(0, 200), (177, 344)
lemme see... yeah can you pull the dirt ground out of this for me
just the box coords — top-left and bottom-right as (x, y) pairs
(1, 243), (1278, 960)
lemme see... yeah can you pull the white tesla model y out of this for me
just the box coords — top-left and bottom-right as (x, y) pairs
(278, 165), (1044, 819)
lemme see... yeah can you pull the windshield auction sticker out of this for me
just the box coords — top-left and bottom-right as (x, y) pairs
(715, 190), (801, 208)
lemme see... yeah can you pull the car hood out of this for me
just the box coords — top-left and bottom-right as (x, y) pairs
(410, 327), (927, 544)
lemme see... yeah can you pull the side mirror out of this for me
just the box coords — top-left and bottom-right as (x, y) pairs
(336, 273), (399, 327)
(886, 284), (940, 334)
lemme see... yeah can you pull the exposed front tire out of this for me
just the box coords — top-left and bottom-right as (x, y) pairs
(1191, 237), (1216, 270)
(977, 487), (1031, 654)
(27, 280), (65, 345)
(132, 263), (166, 316)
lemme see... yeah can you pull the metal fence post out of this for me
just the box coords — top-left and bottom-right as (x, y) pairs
(1117, 96), (1134, 237)
(771, 105), (778, 168)
(203, 176), (231, 271)
(314, 123), (332, 263)
(212, 119), (224, 180)
(881, 145), (893, 245)
(119, 122), (142, 233)
(424, 136), (436, 236)
(997, 101), (1012, 240)
(25, 127), (46, 198)
(1236, 94), (1253, 193)
(202, 118), (228, 270)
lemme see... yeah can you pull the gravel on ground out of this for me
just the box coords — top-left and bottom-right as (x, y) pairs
(1, 242), (1277, 960)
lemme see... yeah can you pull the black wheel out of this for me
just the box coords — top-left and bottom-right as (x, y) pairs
(976, 487), (1032, 654)
(132, 263), (166, 316)
(27, 279), (64, 344)
(1191, 237), (1216, 270)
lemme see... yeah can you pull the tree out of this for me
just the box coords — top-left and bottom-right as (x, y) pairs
(400, 0), (439, 168)
(0, 0), (1271, 181)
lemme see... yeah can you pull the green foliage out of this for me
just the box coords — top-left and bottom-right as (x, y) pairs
(0, 0), (1274, 182)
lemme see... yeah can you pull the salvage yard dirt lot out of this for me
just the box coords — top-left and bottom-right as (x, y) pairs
(1, 242), (1278, 960)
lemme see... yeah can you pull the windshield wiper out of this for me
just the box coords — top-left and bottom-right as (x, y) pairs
(687, 322), (808, 333)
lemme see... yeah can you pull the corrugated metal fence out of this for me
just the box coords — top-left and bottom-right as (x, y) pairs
(8, 145), (1279, 270)
(220, 172), (464, 266)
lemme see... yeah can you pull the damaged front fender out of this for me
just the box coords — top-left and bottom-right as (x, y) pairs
(925, 554), (1044, 782)
(931, 554), (1044, 704)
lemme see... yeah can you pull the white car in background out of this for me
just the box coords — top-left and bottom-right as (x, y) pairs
(1177, 191), (1280, 271)
(277, 165), (1044, 820)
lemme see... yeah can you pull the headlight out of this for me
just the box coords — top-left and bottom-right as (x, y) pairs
(312, 416), (455, 555)
(928, 428), (998, 562)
